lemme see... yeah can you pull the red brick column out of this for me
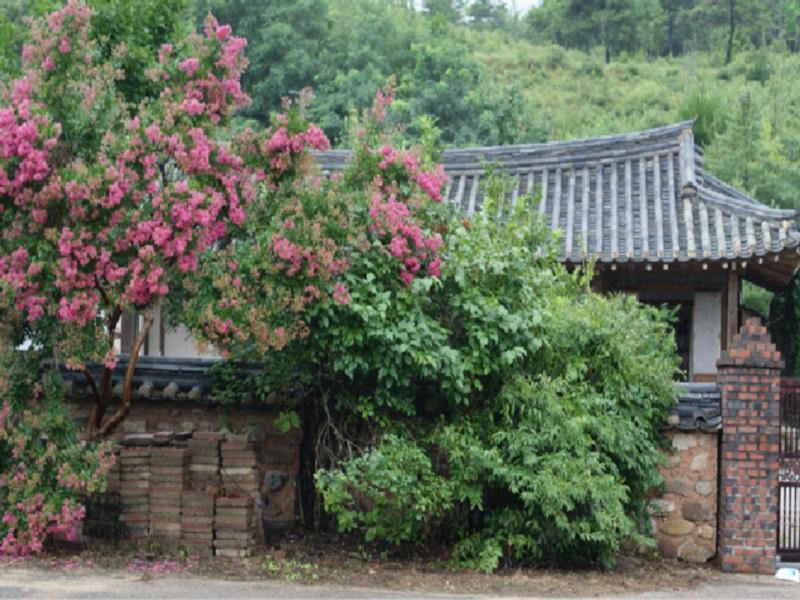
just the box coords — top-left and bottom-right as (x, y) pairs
(717, 318), (782, 574)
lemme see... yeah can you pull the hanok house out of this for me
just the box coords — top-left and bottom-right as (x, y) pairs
(67, 122), (800, 571)
(318, 120), (800, 381)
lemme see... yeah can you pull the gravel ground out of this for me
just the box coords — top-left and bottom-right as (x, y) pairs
(1, 566), (799, 600)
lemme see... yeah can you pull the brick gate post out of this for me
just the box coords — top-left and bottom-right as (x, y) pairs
(716, 317), (782, 574)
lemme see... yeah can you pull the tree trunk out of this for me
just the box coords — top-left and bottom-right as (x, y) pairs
(725, 0), (736, 65)
(85, 308), (121, 438)
(91, 312), (154, 439)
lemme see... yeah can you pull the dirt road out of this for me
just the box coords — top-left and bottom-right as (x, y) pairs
(2, 566), (799, 599)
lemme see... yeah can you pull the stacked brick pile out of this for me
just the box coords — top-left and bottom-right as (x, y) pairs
(89, 432), (270, 554)
(214, 496), (256, 557)
(149, 448), (190, 547)
(118, 447), (151, 539)
(180, 491), (215, 556)
(188, 431), (223, 493)
(220, 435), (264, 545)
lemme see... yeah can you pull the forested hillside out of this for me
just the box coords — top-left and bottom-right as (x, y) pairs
(2, 0), (799, 322)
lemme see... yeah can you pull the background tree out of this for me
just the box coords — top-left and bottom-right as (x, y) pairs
(190, 0), (330, 124)
(423, 0), (465, 22)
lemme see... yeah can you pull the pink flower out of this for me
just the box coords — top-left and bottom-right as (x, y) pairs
(41, 57), (54, 72)
(181, 98), (205, 116)
(304, 125), (330, 151)
(428, 257), (442, 277)
(58, 37), (71, 54)
(332, 282), (351, 306)
(179, 58), (200, 77)
(389, 235), (408, 258)
(158, 43), (173, 64)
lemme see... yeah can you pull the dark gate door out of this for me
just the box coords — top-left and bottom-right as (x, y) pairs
(779, 382), (800, 561)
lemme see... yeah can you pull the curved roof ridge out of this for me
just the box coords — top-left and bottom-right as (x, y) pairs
(442, 120), (695, 158)
(696, 185), (798, 224)
(701, 172), (772, 208)
(314, 120), (697, 172)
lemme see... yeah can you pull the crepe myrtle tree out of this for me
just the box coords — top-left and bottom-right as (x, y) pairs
(0, 1), (330, 437)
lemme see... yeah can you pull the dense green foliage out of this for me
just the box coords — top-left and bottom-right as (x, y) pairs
(309, 168), (679, 570)
(314, 200), (679, 570)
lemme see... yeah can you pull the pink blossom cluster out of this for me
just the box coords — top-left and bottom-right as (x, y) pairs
(369, 184), (443, 285)
(162, 15), (251, 124)
(0, 399), (113, 556)
(0, 247), (46, 322)
(21, 1), (92, 73)
(264, 124), (330, 172)
(0, 495), (86, 556)
(0, 89), (57, 198)
(370, 85), (395, 125)
(376, 145), (448, 204)
(353, 83), (448, 285)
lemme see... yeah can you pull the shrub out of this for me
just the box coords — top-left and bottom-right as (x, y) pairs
(313, 175), (675, 568)
(317, 200), (678, 570)
(315, 434), (452, 545)
(0, 352), (113, 556)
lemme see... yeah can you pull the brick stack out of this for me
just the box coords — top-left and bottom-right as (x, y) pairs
(188, 432), (223, 493)
(220, 436), (264, 545)
(214, 496), (256, 557)
(180, 491), (216, 556)
(149, 448), (191, 547)
(118, 447), (151, 539)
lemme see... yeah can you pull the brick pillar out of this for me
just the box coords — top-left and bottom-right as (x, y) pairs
(717, 317), (782, 574)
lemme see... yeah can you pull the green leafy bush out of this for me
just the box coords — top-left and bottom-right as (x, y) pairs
(316, 198), (678, 570)
(315, 434), (453, 544)
(312, 173), (675, 568)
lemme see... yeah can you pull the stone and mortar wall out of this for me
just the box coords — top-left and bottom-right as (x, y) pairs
(68, 399), (302, 528)
(717, 318), (781, 574)
(651, 430), (718, 563)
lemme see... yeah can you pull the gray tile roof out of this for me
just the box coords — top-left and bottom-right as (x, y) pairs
(64, 359), (723, 432)
(316, 122), (800, 267)
(61, 356), (268, 406)
(669, 382), (722, 433)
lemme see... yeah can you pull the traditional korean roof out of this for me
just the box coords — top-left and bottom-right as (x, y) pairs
(61, 356), (271, 406)
(64, 358), (723, 432)
(668, 382), (722, 433)
(317, 122), (800, 286)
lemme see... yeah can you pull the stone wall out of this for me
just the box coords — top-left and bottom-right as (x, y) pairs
(651, 430), (718, 563)
(717, 318), (782, 574)
(68, 398), (302, 528)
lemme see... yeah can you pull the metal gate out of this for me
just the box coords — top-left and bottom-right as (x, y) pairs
(779, 383), (800, 561)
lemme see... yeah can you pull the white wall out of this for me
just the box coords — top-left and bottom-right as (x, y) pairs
(691, 292), (721, 377)
(142, 306), (217, 359)
(163, 324), (217, 359)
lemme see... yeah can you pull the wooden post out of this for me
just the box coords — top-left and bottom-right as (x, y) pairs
(120, 313), (136, 354)
(722, 271), (739, 351)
